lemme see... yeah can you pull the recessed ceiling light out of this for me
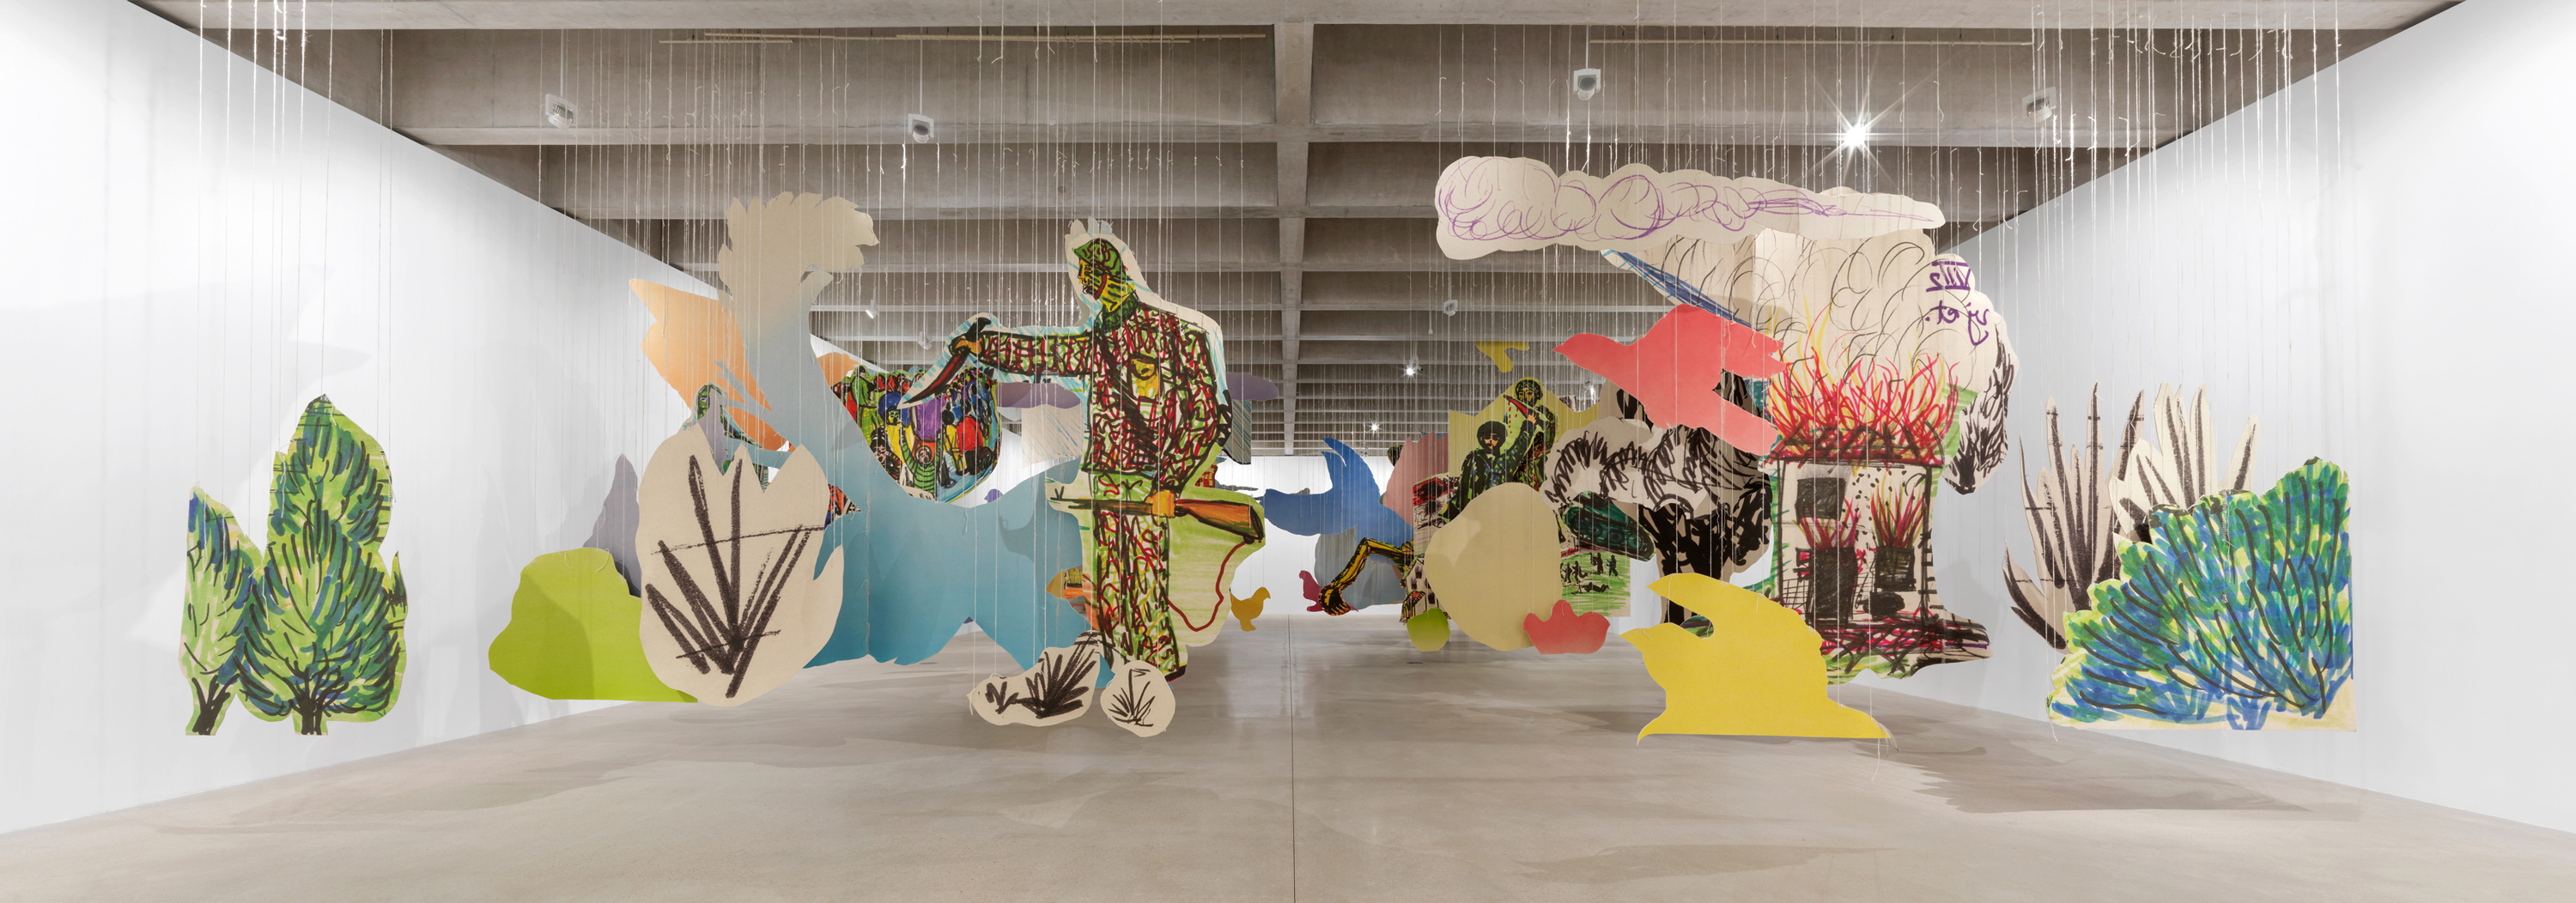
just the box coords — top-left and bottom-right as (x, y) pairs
(1840, 121), (1870, 148)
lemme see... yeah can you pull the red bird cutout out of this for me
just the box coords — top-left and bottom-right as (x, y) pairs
(1557, 305), (1785, 455)
(1523, 600), (1610, 655)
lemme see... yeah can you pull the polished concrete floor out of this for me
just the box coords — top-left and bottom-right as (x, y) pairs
(3, 608), (2572, 902)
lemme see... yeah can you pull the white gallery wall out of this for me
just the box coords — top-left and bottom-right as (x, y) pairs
(1868, 0), (2576, 833)
(0, 0), (698, 832)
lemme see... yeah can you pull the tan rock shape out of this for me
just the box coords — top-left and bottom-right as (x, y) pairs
(1422, 483), (1562, 651)
(635, 428), (843, 706)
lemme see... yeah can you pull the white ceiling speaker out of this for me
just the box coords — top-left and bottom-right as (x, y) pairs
(543, 94), (578, 129)
(908, 113), (936, 142)
(1571, 68), (1601, 100)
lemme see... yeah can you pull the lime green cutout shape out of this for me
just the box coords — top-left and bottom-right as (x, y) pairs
(1406, 609), (1452, 651)
(489, 548), (696, 702)
(1621, 574), (1884, 739)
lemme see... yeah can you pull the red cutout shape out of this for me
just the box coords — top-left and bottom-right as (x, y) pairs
(1558, 305), (1785, 455)
(1523, 600), (1610, 655)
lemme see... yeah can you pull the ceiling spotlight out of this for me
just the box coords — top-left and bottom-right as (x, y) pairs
(914, 335), (932, 349)
(1369, 422), (1381, 432)
(1839, 121), (1871, 148)
(1571, 68), (1601, 101)
(2021, 88), (2057, 121)
(543, 94), (579, 130)
(1441, 299), (1461, 317)
(863, 306), (878, 319)
(908, 113), (936, 143)
(1402, 360), (1419, 378)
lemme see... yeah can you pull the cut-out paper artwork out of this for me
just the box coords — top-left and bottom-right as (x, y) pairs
(1473, 340), (1529, 373)
(1103, 660), (1177, 737)
(2108, 385), (2261, 541)
(1306, 526), (1411, 615)
(1773, 461), (1989, 682)
(1624, 574), (1887, 739)
(1558, 543), (1633, 615)
(1406, 608), (1452, 651)
(632, 195), (1088, 676)
(1381, 433), (1449, 514)
(580, 455), (644, 595)
(835, 366), (1002, 502)
(1225, 372), (1281, 402)
(1397, 474), (1461, 618)
(1543, 396), (1771, 586)
(1444, 379), (1599, 520)
(972, 631), (1108, 727)
(1523, 600), (1610, 655)
(1230, 588), (1267, 631)
(994, 379), (1081, 409)
(1156, 481), (1268, 648)
(1261, 437), (1409, 545)
(1606, 229), (2003, 679)
(488, 549), (695, 702)
(1558, 304), (1785, 455)
(2002, 387), (2129, 650)
(1022, 401), (1091, 464)
(635, 427), (844, 706)
(1618, 230), (2017, 494)
(1263, 437), (1414, 615)
(182, 489), (258, 736)
(634, 279), (787, 451)
(1433, 158), (1943, 260)
(2003, 384), (2260, 650)
(1224, 400), (1255, 464)
(185, 397), (408, 736)
(1422, 483), (1563, 651)
(2050, 459), (2352, 730)
(934, 221), (1233, 676)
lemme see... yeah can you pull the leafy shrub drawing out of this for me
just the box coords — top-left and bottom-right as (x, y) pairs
(181, 491), (258, 736)
(184, 397), (408, 736)
(2048, 458), (2351, 730)
(970, 631), (1107, 726)
(1103, 660), (1176, 737)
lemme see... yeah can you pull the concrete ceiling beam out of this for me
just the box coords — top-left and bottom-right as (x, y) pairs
(139, 1), (2448, 31)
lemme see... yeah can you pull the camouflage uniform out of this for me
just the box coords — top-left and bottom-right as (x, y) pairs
(968, 240), (1224, 674)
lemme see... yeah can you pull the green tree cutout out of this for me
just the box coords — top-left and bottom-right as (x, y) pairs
(182, 397), (407, 736)
(181, 490), (258, 735)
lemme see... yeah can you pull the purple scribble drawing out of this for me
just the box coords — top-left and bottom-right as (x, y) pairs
(1922, 261), (1996, 346)
(1434, 158), (1941, 258)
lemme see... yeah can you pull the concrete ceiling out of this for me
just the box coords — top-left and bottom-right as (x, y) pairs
(159, 0), (2446, 455)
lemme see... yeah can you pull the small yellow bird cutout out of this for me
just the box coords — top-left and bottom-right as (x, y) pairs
(1230, 588), (1269, 630)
